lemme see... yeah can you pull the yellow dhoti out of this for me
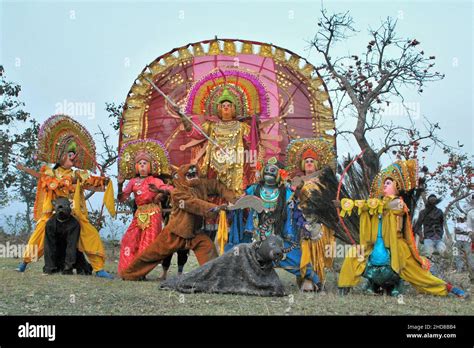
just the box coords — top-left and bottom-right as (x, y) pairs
(337, 197), (448, 296)
(300, 226), (335, 282)
(338, 241), (447, 296)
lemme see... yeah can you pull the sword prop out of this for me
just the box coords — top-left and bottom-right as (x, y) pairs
(143, 76), (231, 159)
(227, 195), (265, 213)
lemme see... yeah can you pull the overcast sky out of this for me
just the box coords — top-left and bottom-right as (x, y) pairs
(1, 0), (472, 230)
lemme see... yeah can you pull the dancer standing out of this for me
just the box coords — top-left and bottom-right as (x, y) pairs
(117, 139), (173, 275)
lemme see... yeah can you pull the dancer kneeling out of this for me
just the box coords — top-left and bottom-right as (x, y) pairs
(337, 159), (468, 298)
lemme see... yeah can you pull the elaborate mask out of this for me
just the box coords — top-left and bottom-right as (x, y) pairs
(263, 163), (280, 186)
(217, 100), (236, 121)
(255, 235), (284, 264)
(185, 165), (199, 182)
(59, 142), (77, 169)
(135, 159), (151, 177)
(370, 159), (418, 198)
(217, 87), (236, 120)
(59, 152), (76, 169)
(52, 197), (72, 220)
(173, 164), (201, 188)
(118, 139), (171, 180)
(303, 157), (317, 175)
(259, 157), (287, 186)
(285, 138), (336, 176)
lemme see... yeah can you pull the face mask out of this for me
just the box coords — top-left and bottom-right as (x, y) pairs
(263, 164), (279, 185)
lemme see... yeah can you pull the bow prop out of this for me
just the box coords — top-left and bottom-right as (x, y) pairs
(336, 149), (366, 245)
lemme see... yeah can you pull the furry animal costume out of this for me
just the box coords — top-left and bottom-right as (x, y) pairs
(161, 235), (286, 296)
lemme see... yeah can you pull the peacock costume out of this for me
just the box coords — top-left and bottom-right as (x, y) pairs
(285, 138), (338, 283)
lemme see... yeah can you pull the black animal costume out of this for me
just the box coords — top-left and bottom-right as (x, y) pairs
(43, 198), (92, 275)
(161, 235), (286, 297)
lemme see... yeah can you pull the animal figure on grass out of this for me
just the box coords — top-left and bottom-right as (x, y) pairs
(161, 235), (286, 297)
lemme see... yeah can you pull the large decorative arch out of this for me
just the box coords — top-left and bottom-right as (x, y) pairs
(118, 38), (335, 166)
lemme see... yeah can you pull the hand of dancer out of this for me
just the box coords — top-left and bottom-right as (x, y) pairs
(148, 183), (167, 194)
(209, 204), (228, 213)
(152, 193), (165, 203)
(117, 175), (125, 184)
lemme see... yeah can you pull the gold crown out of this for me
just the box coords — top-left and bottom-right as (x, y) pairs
(370, 159), (418, 198)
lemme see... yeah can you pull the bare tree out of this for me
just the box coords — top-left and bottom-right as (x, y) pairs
(84, 103), (123, 230)
(310, 10), (446, 180)
(84, 125), (118, 201)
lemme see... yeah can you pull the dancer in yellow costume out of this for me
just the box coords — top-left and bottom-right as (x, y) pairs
(16, 114), (116, 279)
(286, 138), (337, 288)
(337, 159), (467, 298)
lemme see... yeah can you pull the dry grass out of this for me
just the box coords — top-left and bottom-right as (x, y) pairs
(0, 253), (472, 316)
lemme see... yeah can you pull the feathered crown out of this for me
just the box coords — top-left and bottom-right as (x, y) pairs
(37, 114), (97, 171)
(285, 138), (336, 174)
(118, 139), (171, 180)
(370, 159), (418, 198)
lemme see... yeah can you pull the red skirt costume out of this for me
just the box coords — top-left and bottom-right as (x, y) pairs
(118, 176), (173, 273)
(117, 138), (173, 274)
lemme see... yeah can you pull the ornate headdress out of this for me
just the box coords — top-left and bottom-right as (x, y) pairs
(185, 68), (270, 119)
(370, 159), (418, 198)
(285, 138), (336, 174)
(37, 114), (97, 171)
(118, 139), (171, 180)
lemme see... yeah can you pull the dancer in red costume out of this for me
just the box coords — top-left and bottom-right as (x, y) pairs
(117, 139), (173, 274)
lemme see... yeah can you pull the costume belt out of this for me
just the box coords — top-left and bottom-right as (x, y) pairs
(134, 203), (160, 230)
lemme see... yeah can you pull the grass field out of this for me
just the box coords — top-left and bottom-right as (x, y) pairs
(0, 253), (472, 316)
